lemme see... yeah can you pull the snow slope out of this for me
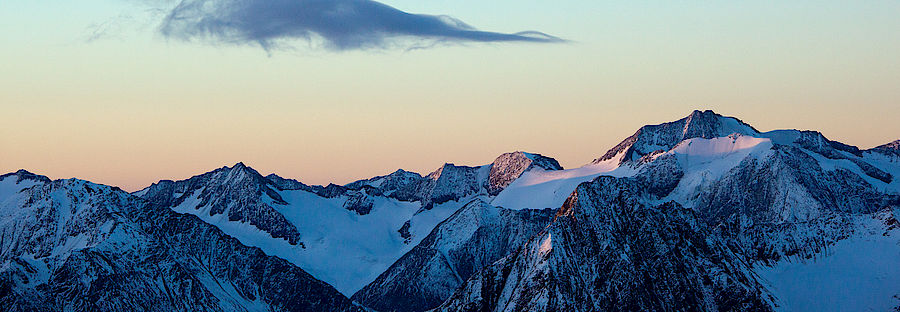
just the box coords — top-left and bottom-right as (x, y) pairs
(492, 134), (771, 211)
(663, 135), (774, 205)
(170, 185), (469, 295)
(490, 156), (634, 210)
(758, 213), (900, 312)
(141, 152), (562, 296)
(0, 170), (360, 312)
(436, 111), (900, 312)
(352, 200), (554, 312)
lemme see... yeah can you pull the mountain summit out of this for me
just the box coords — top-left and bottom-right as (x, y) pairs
(137, 162), (302, 245)
(595, 110), (759, 164)
(488, 151), (562, 195)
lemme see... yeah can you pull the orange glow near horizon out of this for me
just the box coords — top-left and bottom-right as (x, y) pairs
(2, 1), (899, 191)
(3, 105), (897, 192)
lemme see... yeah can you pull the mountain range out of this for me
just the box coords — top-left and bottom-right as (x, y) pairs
(2, 110), (898, 311)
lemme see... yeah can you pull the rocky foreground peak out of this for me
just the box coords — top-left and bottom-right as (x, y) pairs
(436, 176), (773, 312)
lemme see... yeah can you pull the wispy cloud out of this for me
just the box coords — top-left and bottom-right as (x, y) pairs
(157, 0), (564, 51)
(83, 15), (129, 43)
(80, 5), (172, 44)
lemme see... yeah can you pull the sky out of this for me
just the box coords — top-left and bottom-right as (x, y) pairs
(2, 0), (899, 191)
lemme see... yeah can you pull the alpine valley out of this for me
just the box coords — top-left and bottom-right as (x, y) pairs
(2, 110), (899, 312)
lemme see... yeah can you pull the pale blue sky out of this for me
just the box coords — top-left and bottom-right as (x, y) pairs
(2, 1), (899, 190)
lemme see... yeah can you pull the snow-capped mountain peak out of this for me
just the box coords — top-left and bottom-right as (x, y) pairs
(595, 110), (760, 164)
(882, 139), (900, 150)
(683, 109), (758, 138)
(265, 173), (311, 191)
(487, 151), (562, 196)
(0, 169), (52, 185)
(137, 162), (301, 245)
(0, 169), (361, 311)
(418, 163), (490, 208)
(348, 169), (422, 188)
(868, 139), (900, 158)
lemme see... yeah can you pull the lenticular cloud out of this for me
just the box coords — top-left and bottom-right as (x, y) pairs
(159, 0), (564, 51)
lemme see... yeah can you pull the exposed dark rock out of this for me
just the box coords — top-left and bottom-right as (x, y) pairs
(343, 191), (374, 215)
(0, 169), (52, 184)
(595, 110), (759, 164)
(868, 139), (900, 158)
(0, 174), (361, 312)
(436, 176), (773, 312)
(352, 200), (553, 312)
(397, 220), (411, 242)
(487, 152), (562, 196)
(344, 169), (425, 202)
(136, 163), (302, 245)
(418, 164), (487, 209)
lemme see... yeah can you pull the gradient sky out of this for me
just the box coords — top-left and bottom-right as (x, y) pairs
(2, 1), (899, 191)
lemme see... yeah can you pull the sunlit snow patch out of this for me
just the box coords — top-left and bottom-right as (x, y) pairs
(490, 154), (635, 210)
